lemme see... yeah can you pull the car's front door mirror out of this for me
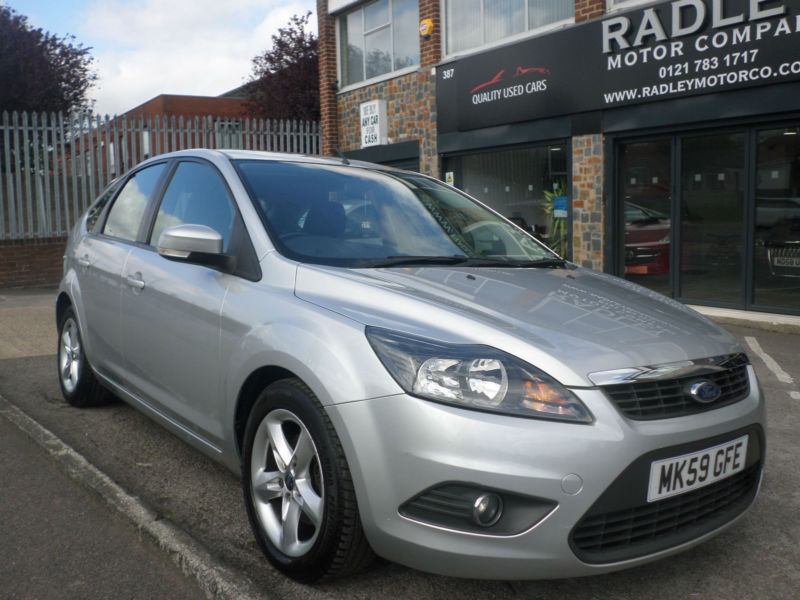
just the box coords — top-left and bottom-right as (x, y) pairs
(157, 224), (234, 271)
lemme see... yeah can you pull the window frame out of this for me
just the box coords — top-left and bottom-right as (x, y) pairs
(442, 0), (576, 60)
(336, 0), (420, 92)
(98, 161), (170, 244)
(144, 157), (262, 281)
(147, 159), (239, 252)
(605, 0), (658, 13)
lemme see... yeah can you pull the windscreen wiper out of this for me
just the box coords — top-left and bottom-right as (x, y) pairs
(361, 255), (471, 268)
(444, 257), (568, 268)
(510, 258), (569, 268)
(361, 256), (569, 268)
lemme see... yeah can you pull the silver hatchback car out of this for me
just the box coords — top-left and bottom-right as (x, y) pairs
(57, 149), (765, 582)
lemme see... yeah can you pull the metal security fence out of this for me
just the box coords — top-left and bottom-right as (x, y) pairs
(0, 111), (321, 241)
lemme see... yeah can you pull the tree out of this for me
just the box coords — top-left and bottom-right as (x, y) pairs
(0, 6), (96, 113)
(246, 12), (319, 121)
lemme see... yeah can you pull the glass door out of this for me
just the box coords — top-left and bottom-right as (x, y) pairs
(619, 140), (672, 296)
(679, 133), (746, 304)
(754, 126), (800, 310)
(617, 123), (800, 314)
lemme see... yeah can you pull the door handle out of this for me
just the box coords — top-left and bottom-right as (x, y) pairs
(125, 273), (145, 291)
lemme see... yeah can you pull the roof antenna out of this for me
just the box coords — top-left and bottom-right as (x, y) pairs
(334, 147), (350, 165)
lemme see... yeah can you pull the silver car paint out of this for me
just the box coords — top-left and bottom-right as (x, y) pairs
(59, 149), (765, 579)
(293, 263), (741, 387)
(327, 378), (763, 578)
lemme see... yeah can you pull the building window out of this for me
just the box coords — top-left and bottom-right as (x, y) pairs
(445, 0), (574, 55)
(339, 0), (419, 88)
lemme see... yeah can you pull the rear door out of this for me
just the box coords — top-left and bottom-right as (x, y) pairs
(73, 163), (168, 379)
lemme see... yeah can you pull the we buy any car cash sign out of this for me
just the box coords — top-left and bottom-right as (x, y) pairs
(436, 0), (800, 134)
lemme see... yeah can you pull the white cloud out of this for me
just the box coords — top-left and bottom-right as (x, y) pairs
(80, 0), (317, 115)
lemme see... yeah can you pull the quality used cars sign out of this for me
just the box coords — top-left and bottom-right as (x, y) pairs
(437, 0), (800, 133)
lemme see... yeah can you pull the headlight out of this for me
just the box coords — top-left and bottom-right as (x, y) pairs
(365, 327), (592, 423)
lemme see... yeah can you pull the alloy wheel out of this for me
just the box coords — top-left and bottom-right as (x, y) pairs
(59, 317), (82, 395)
(249, 408), (325, 557)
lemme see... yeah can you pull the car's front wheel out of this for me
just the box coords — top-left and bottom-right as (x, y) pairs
(57, 306), (108, 407)
(242, 378), (373, 582)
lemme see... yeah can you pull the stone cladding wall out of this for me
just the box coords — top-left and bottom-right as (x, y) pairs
(571, 135), (605, 271)
(337, 69), (439, 177)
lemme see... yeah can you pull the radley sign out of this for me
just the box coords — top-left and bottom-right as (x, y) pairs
(437, 0), (800, 133)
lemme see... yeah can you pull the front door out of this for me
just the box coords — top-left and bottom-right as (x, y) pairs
(120, 160), (237, 445)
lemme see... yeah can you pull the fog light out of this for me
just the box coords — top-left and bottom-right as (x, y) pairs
(472, 493), (503, 527)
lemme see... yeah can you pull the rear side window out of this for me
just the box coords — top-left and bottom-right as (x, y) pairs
(149, 161), (235, 251)
(104, 163), (167, 241)
(86, 180), (120, 231)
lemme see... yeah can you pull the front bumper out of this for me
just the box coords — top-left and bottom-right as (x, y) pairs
(326, 366), (765, 579)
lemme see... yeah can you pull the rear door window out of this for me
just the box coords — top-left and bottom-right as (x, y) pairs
(104, 163), (167, 241)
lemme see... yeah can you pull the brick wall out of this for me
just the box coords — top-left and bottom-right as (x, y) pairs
(317, 0), (339, 155)
(0, 239), (66, 288)
(123, 95), (252, 120)
(571, 135), (605, 271)
(337, 70), (439, 177)
(575, 0), (607, 22)
(419, 0), (441, 67)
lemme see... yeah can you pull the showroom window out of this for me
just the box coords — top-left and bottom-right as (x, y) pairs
(443, 144), (570, 258)
(616, 123), (800, 314)
(339, 0), (419, 88)
(445, 0), (574, 55)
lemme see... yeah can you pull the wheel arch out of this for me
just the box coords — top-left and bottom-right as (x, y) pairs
(56, 291), (73, 326)
(234, 365), (299, 457)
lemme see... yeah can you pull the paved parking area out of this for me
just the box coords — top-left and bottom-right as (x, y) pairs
(0, 407), (207, 600)
(0, 289), (56, 359)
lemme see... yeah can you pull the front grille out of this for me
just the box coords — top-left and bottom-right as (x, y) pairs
(602, 355), (750, 420)
(570, 430), (763, 564)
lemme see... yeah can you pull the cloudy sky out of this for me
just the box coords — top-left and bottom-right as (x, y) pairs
(6, 0), (317, 115)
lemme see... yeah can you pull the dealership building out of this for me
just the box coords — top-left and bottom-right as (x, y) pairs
(317, 0), (800, 315)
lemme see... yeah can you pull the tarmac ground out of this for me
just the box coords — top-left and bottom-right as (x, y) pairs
(0, 408), (207, 600)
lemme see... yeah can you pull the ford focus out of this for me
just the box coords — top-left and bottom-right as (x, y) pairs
(56, 149), (765, 582)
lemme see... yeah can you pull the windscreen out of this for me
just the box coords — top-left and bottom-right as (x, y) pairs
(234, 160), (560, 268)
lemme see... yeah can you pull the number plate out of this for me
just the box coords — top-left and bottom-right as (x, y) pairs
(647, 435), (748, 502)
(773, 256), (800, 268)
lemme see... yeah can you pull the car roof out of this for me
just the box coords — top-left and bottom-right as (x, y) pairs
(145, 148), (399, 173)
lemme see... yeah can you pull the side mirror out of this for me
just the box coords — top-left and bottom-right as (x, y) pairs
(157, 224), (235, 272)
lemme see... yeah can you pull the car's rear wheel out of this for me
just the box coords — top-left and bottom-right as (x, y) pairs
(242, 378), (373, 582)
(57, 306), (108, 407)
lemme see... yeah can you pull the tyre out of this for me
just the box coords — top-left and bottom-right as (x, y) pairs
(57, 306), (109, 407)
(242, 378), (373, 582)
